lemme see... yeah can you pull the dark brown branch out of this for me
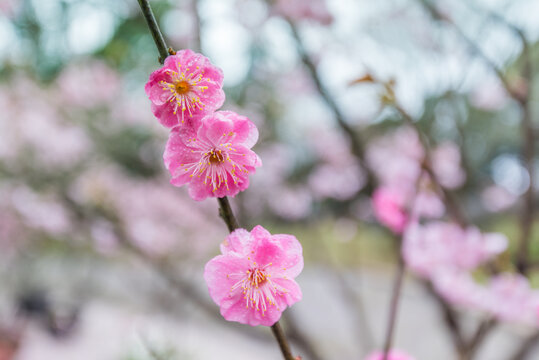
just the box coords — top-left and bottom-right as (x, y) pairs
(271, 322), (296, 360)
(217, 196), (240, 232)
(137, 0), (170, 63)
(462, 318), (497, 359)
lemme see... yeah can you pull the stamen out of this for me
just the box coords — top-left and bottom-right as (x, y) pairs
(175, 80), (190, 94)
(180, 140), (248, 192)
(228, 264), (286, 314)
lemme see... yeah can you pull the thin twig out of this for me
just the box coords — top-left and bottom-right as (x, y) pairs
(217, 197), (240, 232)
(135, 0), (299, 357)
(393, 103), (501, 358)
(417, 0), (517, 100)
(382, 256), (406, 360)
(271, 322), (296, 360)
(425, 0), (537, 275)
(393, 103), (468, 227)
(137, 0), (169, 63)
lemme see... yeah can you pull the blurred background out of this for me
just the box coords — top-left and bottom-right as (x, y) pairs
(0, 0), (538, 359)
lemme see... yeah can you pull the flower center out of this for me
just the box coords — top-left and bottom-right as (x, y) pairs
(228, 264), (281, 314)
(175, 80), (191, 94)
(209, 150), (225, 165)
(248, 268), (268, 288)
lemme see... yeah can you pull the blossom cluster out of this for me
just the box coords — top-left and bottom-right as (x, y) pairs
(145, 50), (302, 327)
(368, 128), (462, 233)
(369, 127), (539, 326)
(145, 49), (261, 201)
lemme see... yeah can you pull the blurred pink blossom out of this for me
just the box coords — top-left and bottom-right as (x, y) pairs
(0, 0), (19, 18)
(481, 185), (517, 212)
(252, 144), (293, 187)
(364, 349), (415, 360)
(268, 186), (313, 220)
(481, 274), (539, 325)
(0, 201), (25, 261)
(411, 176), (445, 219)
(432, 270), (487, 308)
(431, 142), (466, 189)
(164, 111), (261, 201)
(434, 271), (539, 326)
(145, 49), (224, 128)
(204, 226), (303, 326)
(72, 165), (221, 258)
(372, 187), (408, 234)
(307, 127), (357, 166)
(90, 220), (119, 255)
(469, 78), (509, 111)
(309, 163), (364, 201)
(11, 187), (72, 236)
(0, 83), (91, 167)
(403, 222), (507, 278)
(57, 60), (121, 109)
(367, 127), (423, 198)
(18, 105), (91, 168)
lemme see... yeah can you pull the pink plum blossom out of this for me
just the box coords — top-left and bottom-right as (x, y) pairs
(164, 111), (261, 201)
(403, 222), (508, 278)
(372, 187), (408, 234)
(364, 349), (415, 360)
(204, 226), (303, 326)
(145, 49), (225, 128)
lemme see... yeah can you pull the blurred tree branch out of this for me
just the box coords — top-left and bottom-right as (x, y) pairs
(381, 252), (406, 360)
(285, 18), (378, 196)
(417, 0), (536, 276)
(510, 331), (539, 360)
